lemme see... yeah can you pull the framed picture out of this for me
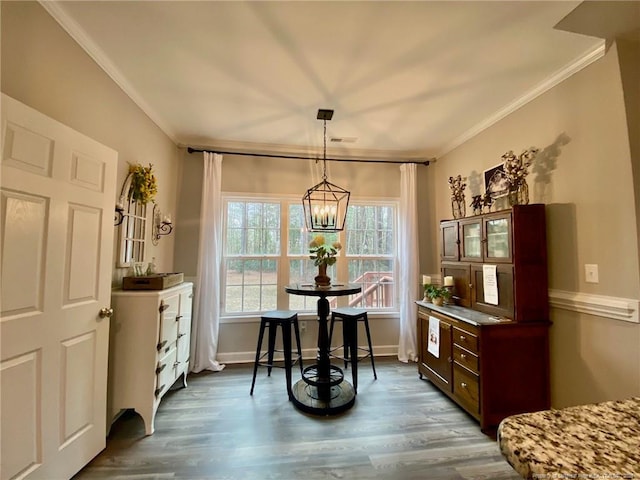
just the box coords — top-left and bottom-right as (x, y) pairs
(483, 164), (509, 198)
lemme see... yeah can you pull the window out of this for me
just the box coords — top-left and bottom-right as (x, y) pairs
(222, 196), (397, 316)
(344, 204), (396, 309)
(224, 200), (280, 313)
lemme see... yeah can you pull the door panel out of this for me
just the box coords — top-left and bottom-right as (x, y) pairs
(1, 94), (117, 480)
(0, 351), (41, 480)
(0, 191), (48, 317)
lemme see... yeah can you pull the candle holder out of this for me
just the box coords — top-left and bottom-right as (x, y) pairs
(152, 204), (173, 245)
(443, 285), (454, 305)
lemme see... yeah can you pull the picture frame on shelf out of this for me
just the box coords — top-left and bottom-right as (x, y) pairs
(483, 164), (509, 199)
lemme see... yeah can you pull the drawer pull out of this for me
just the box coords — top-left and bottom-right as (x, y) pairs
(155, 363), (166, 375)
(159, 302), (170, 313)
(178, 332), (186, 339)
(460, 353), (467, 360)
(154, 384), (165, 398)
(173, 361), (180, 368)
(156, 340), (167, 351)
(461, 382), (467, 388)
(459, 335), (466, 341)
(175, 315), (183, 322)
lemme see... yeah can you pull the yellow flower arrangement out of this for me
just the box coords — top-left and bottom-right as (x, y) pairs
(128, 163), (157, 204)
(309, 234), (342, 266)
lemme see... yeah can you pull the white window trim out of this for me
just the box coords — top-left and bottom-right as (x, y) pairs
(221, 193), (400, 318)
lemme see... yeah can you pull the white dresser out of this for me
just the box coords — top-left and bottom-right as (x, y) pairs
(109, 282), (193, 435)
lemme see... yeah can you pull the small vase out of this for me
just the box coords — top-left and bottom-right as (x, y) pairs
(315, 263), (331, 287)
(508, 181), (529, 206)
(451, 197), (466, 219)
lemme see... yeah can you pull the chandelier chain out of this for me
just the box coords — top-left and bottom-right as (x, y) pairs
(322, 119), (328, 181)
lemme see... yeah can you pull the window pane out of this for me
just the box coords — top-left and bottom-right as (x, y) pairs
(347, 258), (395, 308)
(226, 229), (243, 255)
(225, 285), (243, 313)
(223, 257), (278, 313)
(246, 203), (262, 228)
(243, 285), (261, 311)
(227, 202), (245, 228)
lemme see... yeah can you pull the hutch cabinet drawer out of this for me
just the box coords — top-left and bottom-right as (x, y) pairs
(453, 326), (478, 353)
(453, 345), (479, 373)
(453, 365), (480, 414)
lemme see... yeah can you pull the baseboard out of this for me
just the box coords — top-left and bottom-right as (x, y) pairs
(549, 289), (639, 324)
(217, 345), (399, 365)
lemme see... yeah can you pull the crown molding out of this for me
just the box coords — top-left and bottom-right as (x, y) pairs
(40, 1), (179, 143)
(437, 41), (606, 158)
(549, 289), (639, 324)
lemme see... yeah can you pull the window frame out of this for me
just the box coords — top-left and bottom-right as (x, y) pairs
(221, 193), (399, 318)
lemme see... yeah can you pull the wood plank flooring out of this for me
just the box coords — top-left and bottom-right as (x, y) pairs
(74, 358), (520, 480)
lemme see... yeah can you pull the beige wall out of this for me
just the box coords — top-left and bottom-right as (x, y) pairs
(1, 1), (179, 284)
(175, 149), (434, 360)
(434, 43), (640, 407)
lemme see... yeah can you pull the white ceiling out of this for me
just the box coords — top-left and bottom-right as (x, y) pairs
(46, 1), (608, 160)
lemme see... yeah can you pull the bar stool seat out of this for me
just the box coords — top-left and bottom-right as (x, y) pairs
(329, 307), (377, 393)
(250, 310), (303, 400)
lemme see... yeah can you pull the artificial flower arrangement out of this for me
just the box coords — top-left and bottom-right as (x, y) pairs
(502, 147), (539, 189)
(309, 234), (342, 266)
(128, 163), (157, 204)
(448, 175), (467, 202)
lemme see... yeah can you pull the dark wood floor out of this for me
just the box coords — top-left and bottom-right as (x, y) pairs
(75, 358), (520, 480)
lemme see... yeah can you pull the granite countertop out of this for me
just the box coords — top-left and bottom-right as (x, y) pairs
(498, 397), (640, 477)
(415, 300), (513, 326)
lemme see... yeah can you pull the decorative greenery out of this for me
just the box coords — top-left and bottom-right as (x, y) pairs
(502, 147), (539, 189)
(128, 163), (157, 204)
(309, 234), (342, 267)
(426, 285), (451, 301)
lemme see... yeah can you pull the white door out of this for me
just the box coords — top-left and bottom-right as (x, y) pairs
(0, 94), (117, 480)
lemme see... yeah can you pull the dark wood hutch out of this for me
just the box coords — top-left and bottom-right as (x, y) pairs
(417, 204), (550, 432)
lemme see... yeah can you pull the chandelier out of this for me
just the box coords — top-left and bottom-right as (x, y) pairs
(302, 109), (350, 232)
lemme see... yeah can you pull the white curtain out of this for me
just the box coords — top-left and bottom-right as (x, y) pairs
(397, 163), (420, 362)
(190, 152), (225, 373)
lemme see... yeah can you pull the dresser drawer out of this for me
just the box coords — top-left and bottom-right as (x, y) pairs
(453, 326), (478, 354)
(453, 344), (479, 374)
(159, 293), (180, 347)
(155, 345), (177, 398)
(453, 364), (480, 414)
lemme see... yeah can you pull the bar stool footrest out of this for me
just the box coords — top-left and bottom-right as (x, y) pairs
(302, 365), (344, 388)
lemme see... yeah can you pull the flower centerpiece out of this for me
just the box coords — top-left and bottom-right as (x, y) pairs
(128, 163), (158, 204)
(309, 234), (342, 286)
(501, 147), (539, 206)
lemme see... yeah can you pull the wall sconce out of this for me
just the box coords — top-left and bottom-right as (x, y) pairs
(152, 204), (173, 245)
(114, 202), (125, 226)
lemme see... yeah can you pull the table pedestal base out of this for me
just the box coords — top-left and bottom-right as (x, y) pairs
(291, 379), (355, 415)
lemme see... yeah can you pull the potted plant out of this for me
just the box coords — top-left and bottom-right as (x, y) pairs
(309, 234), (342, 286)
(427, 285), (451, 306)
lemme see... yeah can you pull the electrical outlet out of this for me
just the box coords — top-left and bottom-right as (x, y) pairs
(299, 321), (307, 332)
(585, 264), (599, 284)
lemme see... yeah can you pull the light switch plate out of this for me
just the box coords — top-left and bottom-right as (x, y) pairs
(585, 264), (599, 283)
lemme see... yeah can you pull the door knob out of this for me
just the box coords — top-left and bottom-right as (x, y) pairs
(99, 307), (113, 318)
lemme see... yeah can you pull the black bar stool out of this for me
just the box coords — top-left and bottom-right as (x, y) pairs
(250, 310), (303, 400)
(328, 307), (377, 393)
